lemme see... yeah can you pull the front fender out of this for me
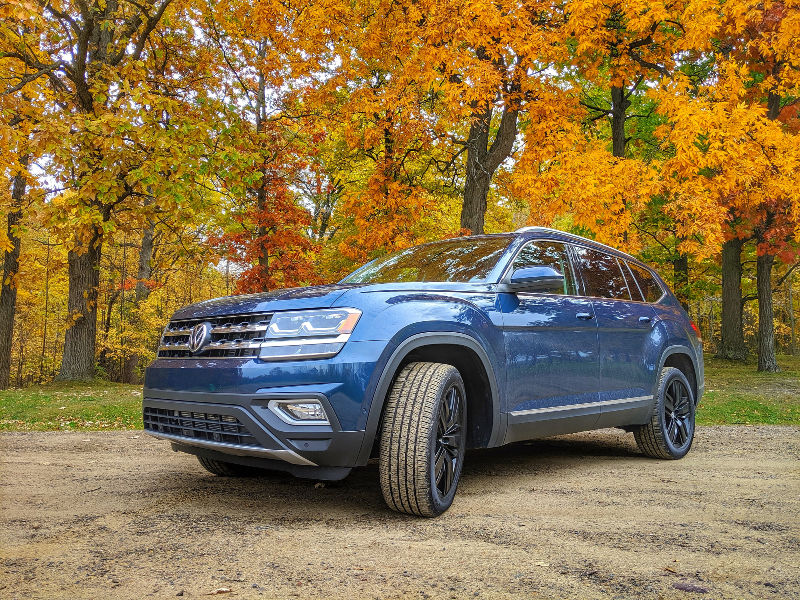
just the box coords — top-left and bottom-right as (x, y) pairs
(352, 330), (505, 465)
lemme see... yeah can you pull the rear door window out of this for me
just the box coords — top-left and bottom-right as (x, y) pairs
(627, 262), (664, 303)
(512, 240), (577, 295)
(572, 246), (632, 300)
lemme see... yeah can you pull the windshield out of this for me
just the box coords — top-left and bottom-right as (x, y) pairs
(341, 236), (513, 284)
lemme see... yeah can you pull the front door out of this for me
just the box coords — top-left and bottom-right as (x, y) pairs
(499, 240), (600, 442)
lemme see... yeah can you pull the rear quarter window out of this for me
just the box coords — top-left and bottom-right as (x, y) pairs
(628, 262), (664, 303)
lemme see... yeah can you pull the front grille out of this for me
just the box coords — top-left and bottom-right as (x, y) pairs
(158, 312), (272, 358)
(143, 407), (261, 447)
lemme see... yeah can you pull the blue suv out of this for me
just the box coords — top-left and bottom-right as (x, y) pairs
(144, 227), (703, 516)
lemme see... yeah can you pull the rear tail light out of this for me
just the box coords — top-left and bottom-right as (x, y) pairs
(690, 320), (702, 340)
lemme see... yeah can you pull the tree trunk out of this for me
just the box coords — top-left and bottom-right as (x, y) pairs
(610, 85), (630, 158)
(461, 168), (491, 236)
(754, 91), (781, 372)
(718, 237), (747, 360)
(57, 231), (102, 380)
(0, 166), (26, 389)
(672, 253), (689, 311)
(460, 102), (518, 234)
(789, 271), (796, 356)
(122, 223), (155, 383)
(38, 240), (52, 383)
(253, 40), (270, 286)
(756, 252), (779, 372)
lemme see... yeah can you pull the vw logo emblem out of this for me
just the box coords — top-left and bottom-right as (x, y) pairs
(188, 322), (212, 354)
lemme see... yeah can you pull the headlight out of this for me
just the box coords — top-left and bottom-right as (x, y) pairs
(267, 308), (361, 338)
(259, 308), (361, 361)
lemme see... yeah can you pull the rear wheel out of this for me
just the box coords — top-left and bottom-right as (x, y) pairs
(196, 456), (261, 477)
(379, 362), (467, 517)
(634, 367), (695, 459)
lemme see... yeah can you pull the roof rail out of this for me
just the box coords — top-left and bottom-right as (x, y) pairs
(515, 226), (564, 235)
(513, 226), (623, 255)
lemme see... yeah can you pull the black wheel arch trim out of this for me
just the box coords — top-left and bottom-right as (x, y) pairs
(355, 332), (504, 465)
(655, 344), (703, 405)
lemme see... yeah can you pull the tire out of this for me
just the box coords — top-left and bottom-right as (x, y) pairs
(379, 362), (467, 517)
(196, 456), (261, 477)
(634, 367), (696, 459)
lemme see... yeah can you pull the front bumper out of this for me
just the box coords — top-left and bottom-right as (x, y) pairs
(143, 389), (367, 477)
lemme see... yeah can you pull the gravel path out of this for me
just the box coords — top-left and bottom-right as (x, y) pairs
(1, 427), (798, 599)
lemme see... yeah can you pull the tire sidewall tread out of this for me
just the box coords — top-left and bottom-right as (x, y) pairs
(379, 362), (466, 517)
(634, 366), (696, 460)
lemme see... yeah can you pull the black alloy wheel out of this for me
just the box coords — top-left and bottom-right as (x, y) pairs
(634, 366), (696, 459)
(664, 377), (692, 449)
(433, 385), (464, 499)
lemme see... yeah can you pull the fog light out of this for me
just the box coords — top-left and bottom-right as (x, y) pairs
(268, 399), (330, 425)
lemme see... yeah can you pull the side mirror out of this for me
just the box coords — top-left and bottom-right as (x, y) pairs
(507, 265), (565, 293)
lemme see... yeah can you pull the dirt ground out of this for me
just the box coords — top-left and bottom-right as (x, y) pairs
(1, 427), (798, 600)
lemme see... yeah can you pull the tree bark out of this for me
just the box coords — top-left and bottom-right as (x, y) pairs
(754, 91), (782, 372)
(610, 85), (630, 158)
(718, 237), (747, 360)
(38, 240), (52, 383)
(756, 252), (779, 372)
(0, 166), (27, 389)
(253, 40), (271, 285)
(57, 231), (102, 380)
(672, 253), (689, 311)
(122, 223), (155, 383)
(460, 102), (518, 234)
(789, 271), (796, 356)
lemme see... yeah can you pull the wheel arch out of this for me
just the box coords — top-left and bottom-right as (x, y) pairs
(355, 332), (503, 465)
(658, 345), (699, 405)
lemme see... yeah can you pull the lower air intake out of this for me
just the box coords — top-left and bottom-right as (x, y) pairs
(143, 407), (260, 447)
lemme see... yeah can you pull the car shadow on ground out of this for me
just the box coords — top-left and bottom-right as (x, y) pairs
(144, 430), (645, 519)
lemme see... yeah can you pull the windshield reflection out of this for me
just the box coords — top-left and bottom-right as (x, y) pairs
(341, 236), (513, 284)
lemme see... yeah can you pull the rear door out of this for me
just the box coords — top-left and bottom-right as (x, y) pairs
(499, 239), (600, 441)
(571, 246), (659, 424)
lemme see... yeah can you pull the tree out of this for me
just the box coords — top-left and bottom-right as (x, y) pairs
(202, 0), (317, 292)
(0, 17), (49, 387)
(0, 0), (226, 379)
(657, 63), (800, 368)
(657, 0), (800, 368)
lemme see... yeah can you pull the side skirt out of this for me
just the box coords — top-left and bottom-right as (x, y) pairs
(503, 396), (654, 444)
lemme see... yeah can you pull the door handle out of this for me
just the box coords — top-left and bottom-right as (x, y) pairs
(639, 316), (652, 323)
(576, 312), (594, 320)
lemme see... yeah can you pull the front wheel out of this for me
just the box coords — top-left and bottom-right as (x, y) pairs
(634, 367), (696, 459)
(379, 362), (467, 517)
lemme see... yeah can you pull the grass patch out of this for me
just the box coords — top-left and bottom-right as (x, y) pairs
(697, 354), (800, 426)
(0, 380), (142, 431)
(0, 355), (798, 431)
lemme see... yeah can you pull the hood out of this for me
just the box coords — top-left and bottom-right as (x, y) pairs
(170, 284), (356, 320)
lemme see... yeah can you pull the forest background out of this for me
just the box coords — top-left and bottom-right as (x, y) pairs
(1, 0), (798, 388)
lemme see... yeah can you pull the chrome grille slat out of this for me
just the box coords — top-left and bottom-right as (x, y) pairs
(163, 329), (193, 338)
(212, 325), (268, 334)
(157, 312), (272, 359)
